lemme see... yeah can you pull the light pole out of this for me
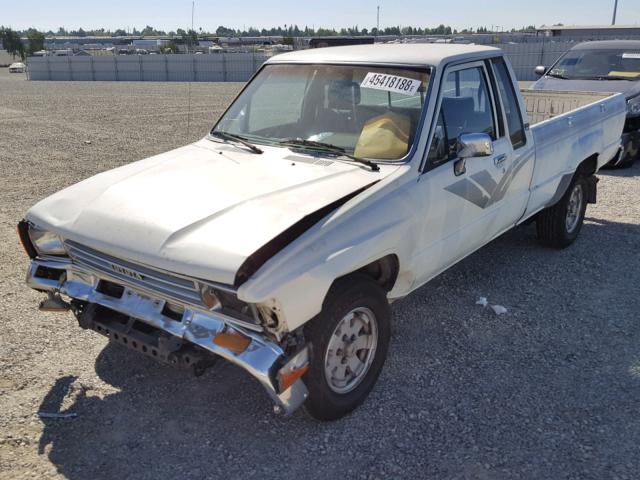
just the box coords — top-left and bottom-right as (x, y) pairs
(612, 0), (619, 25)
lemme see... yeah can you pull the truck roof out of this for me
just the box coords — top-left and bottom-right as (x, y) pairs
(571, 40), (640, 50)
(266, 43), (500, 67)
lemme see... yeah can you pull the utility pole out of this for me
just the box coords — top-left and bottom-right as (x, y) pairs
(612, 0), (619, 25)
(377, 5), (380, 36)
(191, 1), (195, 36)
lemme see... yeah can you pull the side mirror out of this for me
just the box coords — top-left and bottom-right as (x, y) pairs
(457, 133), (494, 158)
(534, 65), (547, 77)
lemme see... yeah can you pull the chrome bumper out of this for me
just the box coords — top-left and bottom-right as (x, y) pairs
(26, 258), (308, 415)
(617, 130), (640, 165)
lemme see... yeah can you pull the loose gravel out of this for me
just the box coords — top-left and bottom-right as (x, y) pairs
(1, 68), (639, 480)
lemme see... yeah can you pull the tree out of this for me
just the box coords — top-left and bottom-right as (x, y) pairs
(216, 25), (235, 36)
(0, 27), (25, 60)
(113, 29), (127, 36)
(141, 25), (166, 36)
(164, 40), (178, 53)
(27, 29), (45, 55)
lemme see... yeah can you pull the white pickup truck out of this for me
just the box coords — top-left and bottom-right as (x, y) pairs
(19, 44), (625, 420)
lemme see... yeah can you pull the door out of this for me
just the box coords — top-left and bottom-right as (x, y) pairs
(488, 57), (536, 225)
(412, 61), (515, 285)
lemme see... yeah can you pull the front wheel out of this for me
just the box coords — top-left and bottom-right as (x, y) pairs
(615, 151), (637, 169)
(536, 175), (588, 248)
(303, 274), (391, 421)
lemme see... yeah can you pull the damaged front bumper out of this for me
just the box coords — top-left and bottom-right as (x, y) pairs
(26, 257), (309, 415)
(609, 124), (640, 166)
(619, 129), (640, 164)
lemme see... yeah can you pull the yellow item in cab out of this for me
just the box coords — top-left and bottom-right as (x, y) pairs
(354, 112), (411, 160)
(608, 70), (640, 78)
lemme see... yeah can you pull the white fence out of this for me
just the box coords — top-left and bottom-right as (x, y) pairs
(26, 43), (576, 82)
(496, 41), (576, 81)
(27, 53), (270, 82)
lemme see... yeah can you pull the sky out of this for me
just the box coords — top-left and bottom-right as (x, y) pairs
(1, 0), (638, 33)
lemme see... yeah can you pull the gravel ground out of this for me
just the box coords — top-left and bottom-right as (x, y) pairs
(1, 68), (639, 480)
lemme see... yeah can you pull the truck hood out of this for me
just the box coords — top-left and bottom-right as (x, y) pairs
(532, 76), (640, 100)
(26, 138), (391, 285)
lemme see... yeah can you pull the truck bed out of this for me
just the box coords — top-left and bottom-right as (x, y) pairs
(521, 89), (616, 125)
(520, 89), (626, 220)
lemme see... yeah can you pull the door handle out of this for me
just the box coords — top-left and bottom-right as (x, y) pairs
(493, 154), (507, 166)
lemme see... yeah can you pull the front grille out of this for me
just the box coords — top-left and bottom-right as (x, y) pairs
(65, 240), (205, 307)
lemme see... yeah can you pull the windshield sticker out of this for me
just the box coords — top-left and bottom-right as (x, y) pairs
(360, 72), (421, 96)
(622, 53), (640, 59)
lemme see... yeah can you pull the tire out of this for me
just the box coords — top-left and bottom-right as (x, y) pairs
(303, 273), (391, 421)
(615, 153), (636, 169)
(536, 175), (588, 248)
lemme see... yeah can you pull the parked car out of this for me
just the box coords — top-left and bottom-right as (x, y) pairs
(533, 40), (640, 168)
(18, 44), (625, 420)
(8, 62), (26, 73)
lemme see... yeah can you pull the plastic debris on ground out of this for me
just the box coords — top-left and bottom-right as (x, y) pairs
(37, 412), (78, 419)
(475, 297), (508, 315)
(475, 297), (488, 307)
(490, 304), (508, 315)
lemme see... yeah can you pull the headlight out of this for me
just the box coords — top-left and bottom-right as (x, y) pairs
(627, 96), (640, 116)
(199, 284), (221, 310)
(28, 226), (66, 256)
(198, 283), (257, 323)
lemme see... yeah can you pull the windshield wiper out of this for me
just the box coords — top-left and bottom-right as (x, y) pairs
(545, 71), (568, 79)
(209, 131), (263, 154)
(587, 75), (635, 81)
(278, 138), (379, 172)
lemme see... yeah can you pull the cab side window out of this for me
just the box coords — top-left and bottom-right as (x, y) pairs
(491, 58), (526, 148)
(427, 66), (496, 166)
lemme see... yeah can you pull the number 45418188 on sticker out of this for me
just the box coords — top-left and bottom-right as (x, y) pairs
(360, 72), (421, 96)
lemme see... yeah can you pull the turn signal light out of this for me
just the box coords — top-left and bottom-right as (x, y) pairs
(277, 346), (311, 392)
(213, 328), (251, 354)
(278, 365), (309, 392)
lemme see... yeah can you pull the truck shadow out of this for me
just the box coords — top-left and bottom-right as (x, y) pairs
(37, 218), (640, 479)
(598, 160), (640, 177)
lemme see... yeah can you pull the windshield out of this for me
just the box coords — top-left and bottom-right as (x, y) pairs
(549, 48), (640, 80)
(212, 64), (431, 161)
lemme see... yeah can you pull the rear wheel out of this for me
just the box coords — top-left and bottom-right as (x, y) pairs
(536, 175), (588, 248)
(303, 274), (391, 421)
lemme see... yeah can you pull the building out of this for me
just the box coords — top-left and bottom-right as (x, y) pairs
(131, 39), (169, 52)
(309, 36), (375, 48)
(537, 25), (640, 38)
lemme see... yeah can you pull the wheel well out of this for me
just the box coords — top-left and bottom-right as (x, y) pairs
(577, 154), (598, 177)
(339, 255), (400, 293)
